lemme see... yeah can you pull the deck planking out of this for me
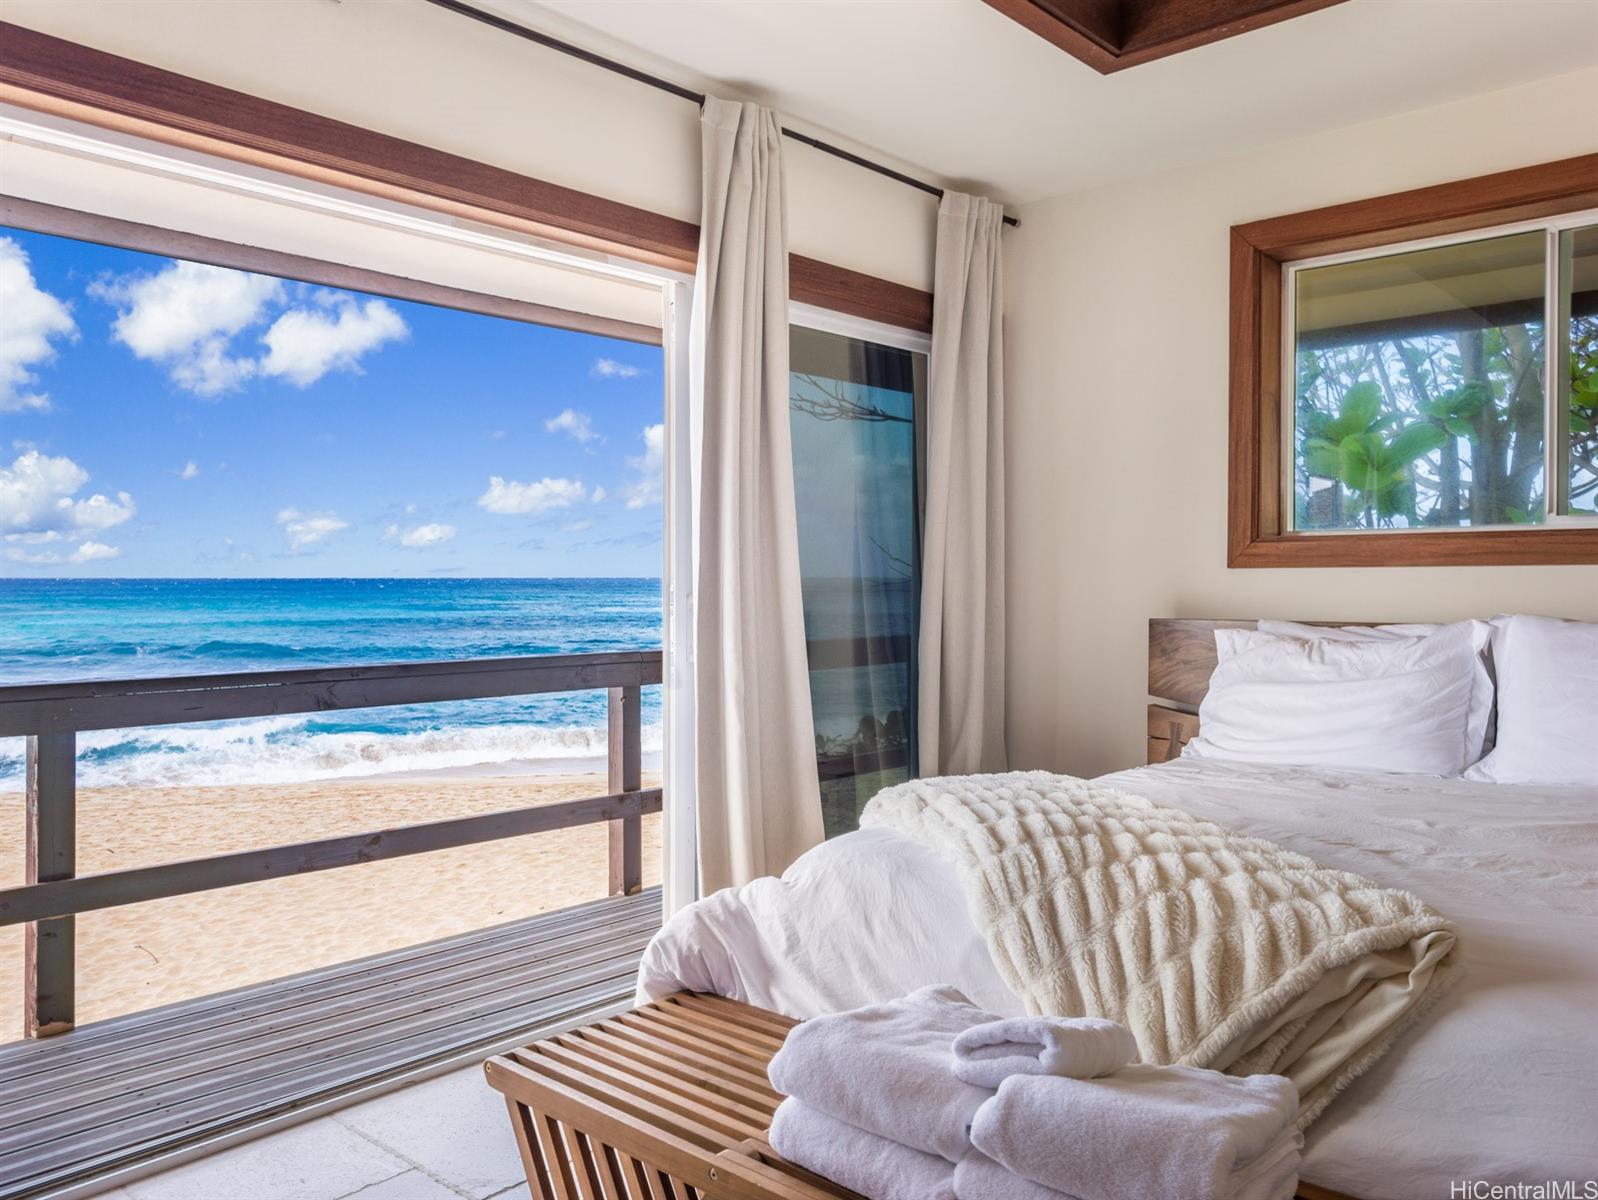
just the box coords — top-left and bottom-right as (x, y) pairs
(0, 888), (661, 1200)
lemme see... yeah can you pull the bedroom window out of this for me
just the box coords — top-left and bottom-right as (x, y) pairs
(1229, 156), (1598, 566)
(789, 320), (927, 838)
(1290, 230), (1551, 531)
(1559, 225), (1598, 515)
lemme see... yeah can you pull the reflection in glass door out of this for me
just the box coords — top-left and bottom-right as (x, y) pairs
(789, 324), (926, 837)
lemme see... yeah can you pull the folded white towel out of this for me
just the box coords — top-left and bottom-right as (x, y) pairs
(766, 984), (996, 1162)
(956, 1142), (1301, 1200)
(952, 1016), (1138, 1088)
(768, 1098), (955, 1200)
(969, 1064), (1300, 1200)
(1229, 1134), (1304, 1200)
(954, 1151), (1080, 1200)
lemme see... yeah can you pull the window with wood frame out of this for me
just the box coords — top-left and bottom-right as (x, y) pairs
(1229, 155), (1598, 567)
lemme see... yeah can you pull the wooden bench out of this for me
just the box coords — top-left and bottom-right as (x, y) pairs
(484, 992), (859, 1199)
(485, 991), (1353, 1200)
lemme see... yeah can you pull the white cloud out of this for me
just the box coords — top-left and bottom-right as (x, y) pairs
(258, 296), (408, 387)
(276, 506), (348, 550)
(592, 358), (641, 379)
(0, 450), (135, 537)
(477, 476), (587, 515)
(590, 486), (608, 504)
(545, 408), (598, 444)
(0, 237), (77, 413)
(93, 261), (281, 396)
(70, 540), (119, 563)
(180, 461), (199, 480)
(623, 423), (665, 508)
(398, 522), (456, 548)
(561, 518), (594, 534)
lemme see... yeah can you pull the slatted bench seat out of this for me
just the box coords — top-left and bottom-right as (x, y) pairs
(486, 991), (1359, 1200)
(484, 992), (861, 1200)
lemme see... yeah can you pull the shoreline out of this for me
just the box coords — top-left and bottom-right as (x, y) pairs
(0, 750), (667, 793)
(0, 770), (662, 1040)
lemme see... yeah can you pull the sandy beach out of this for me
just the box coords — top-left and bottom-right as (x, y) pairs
(0, 771), (661, 1040)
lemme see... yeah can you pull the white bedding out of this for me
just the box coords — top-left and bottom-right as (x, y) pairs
(637, 760), (1598, 1197)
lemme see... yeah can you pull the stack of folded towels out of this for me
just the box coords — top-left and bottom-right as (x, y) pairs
(765, 984), (1303, 1200)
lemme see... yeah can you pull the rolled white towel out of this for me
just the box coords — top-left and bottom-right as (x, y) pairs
(768, 1098), (955, 1200)
(952, 1016), (1138, 1088)
(767, 984), (996, 1162)
(953, 1151), (1081, 1200)
(970, 1064), (1300, 1200)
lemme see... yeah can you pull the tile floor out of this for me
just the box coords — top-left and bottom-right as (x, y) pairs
(88, 1065), (529, 1200)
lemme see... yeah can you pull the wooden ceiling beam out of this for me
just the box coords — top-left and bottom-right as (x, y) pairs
(983, 0), (1347, 74)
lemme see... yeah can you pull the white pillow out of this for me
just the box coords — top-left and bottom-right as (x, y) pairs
(1253, 619), (1494, 763)
(1184, 620), (1492, 776)
(1464, 615), (1598, 788)
(1256, 620), (1439, 642)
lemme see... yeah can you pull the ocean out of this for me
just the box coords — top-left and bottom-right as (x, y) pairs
(0, 578), (663, 790)
(0, 576), (913, 791)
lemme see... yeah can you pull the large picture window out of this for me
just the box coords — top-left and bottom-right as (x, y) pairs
(1229, 155), (1598, 566)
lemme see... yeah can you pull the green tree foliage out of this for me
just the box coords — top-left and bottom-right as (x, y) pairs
(1568, 309), (1598, 513)
(1295, 320), (1548, 529)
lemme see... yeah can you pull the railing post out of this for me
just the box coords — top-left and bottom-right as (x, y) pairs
(607, 684), (642, 896)
(25, 732), (75, 1038)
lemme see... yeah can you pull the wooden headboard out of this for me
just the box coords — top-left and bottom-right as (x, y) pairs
(1146, 618), (1385, 763)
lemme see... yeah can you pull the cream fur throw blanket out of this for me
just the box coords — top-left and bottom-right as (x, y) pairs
(860, 772), (1457, 1126)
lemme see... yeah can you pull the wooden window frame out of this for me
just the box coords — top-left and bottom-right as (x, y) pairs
(0, 20), (933, 334)
(0, 195), (665, 347)
(1229, 153), (1598, 567)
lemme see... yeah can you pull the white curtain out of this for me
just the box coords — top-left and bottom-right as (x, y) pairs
(689, 97), (824, 893)
(918, 190), (1008, 776)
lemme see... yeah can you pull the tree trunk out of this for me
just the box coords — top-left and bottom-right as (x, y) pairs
(1395, 341), (1459, 524)
(1460, 330), (1497, 524)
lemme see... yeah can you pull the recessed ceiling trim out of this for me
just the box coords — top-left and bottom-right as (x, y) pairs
(983, 0), (1349, 74)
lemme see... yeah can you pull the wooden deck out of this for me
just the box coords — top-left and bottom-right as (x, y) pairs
(0, 888), (662, 1200)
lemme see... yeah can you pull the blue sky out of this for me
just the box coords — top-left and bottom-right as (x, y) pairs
(0, 225), (664, 577)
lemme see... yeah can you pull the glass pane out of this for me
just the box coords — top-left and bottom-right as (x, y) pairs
(1293, 231), (1546, 530)
(789, 326), (924, 838)
(1560, 225), (1598, 515)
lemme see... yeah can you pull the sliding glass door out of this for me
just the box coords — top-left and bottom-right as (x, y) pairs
(789, 322), (927, 837)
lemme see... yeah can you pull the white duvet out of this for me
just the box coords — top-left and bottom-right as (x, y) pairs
(637, 759), (1598, 1198)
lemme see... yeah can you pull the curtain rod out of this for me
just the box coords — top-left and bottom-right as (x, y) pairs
(423, 0), (1019, 228)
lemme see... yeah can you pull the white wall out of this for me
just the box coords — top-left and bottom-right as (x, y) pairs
(1004, 67), (1598, 778)
(0, 0), (938, 291)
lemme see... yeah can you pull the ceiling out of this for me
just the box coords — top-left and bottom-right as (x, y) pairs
(498, 0), (1598, 207)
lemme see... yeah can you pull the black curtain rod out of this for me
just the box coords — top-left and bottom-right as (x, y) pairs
(424, 0), (1018, 228)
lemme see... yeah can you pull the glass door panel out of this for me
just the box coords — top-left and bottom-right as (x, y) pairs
(789, 325), (925, 837)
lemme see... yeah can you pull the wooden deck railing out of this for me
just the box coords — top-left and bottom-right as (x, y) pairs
(0, 649), (662, 1039)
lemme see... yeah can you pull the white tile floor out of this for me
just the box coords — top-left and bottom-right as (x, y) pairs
(89, 1065), (529, 1200)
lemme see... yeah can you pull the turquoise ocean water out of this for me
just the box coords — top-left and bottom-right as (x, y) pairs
(0, 578), (662, 789)
(0, 577), (912, 790)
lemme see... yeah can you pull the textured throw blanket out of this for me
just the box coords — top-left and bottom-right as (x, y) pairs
(860, 772), (1457, 1126)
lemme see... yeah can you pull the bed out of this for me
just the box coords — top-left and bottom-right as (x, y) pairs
(639, 620), (1598, 1199)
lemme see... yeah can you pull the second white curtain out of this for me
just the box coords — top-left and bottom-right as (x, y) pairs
(689, 97), (824, 893)
(918, 190), (1008, 776)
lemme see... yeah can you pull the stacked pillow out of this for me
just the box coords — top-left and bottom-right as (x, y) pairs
(1184, 620), (1491, 777)
(1183, 615), (1594, 786)
(1465, 615), (1597, 788)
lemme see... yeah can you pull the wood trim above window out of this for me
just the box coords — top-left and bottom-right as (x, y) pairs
(1229, 154), (1598, 568)
(0, 195), (666, 346)
(0, 21), (934, 334)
